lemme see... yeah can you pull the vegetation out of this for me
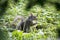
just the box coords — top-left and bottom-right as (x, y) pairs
(0, 0), (60, 40)
(0, 27), (9, 40)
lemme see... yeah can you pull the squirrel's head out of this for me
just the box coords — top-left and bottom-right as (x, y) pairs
(28, 13), (37, 21)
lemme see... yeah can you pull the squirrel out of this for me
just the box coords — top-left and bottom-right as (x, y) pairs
(11, 13), (38, 32)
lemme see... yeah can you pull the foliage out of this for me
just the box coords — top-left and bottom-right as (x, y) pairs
(0, 27), (9, 40)
(12, 30), (46, 40)
(12, 30), (57, 40)
(0, 0), (60, 40)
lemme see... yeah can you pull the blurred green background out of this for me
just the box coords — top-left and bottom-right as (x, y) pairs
(0, 0), (60, 40)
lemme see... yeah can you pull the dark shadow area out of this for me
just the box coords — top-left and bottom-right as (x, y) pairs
(36, 24), (47, 30)
(36, 25), (43, 30)
(36, 0), (46, 6)
(13, 0), (19, 3)
(55, 3), (60, 11)
(0, 0), (19, 18)
(0, 0), (8, 17)
(25, 0), (46, 11)
(56, 27), (60, 38)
